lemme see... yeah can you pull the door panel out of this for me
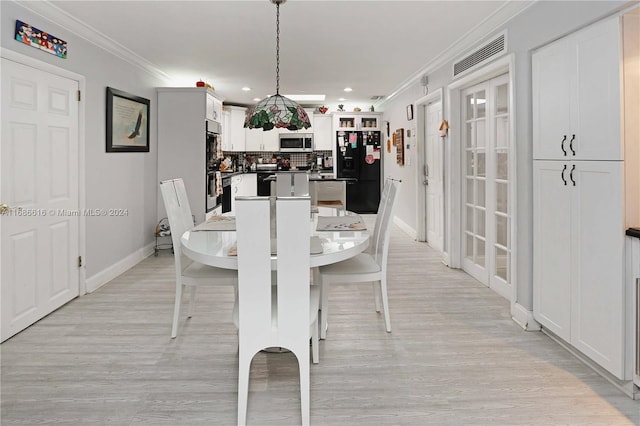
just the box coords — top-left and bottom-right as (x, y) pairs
(533, 161), (572, 341)
(571, 161), (624, 376)
(1, 58), (80, 342)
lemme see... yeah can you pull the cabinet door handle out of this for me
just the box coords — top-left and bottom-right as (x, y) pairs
(561, 164), (567, 186)
(561, 135), (567, 156)
(570, 164), (576, 186)
(569, 134), (576, 156)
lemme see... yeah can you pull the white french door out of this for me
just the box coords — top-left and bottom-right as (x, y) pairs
(461, 74), (511, 298)
(1, 58), (80, 341)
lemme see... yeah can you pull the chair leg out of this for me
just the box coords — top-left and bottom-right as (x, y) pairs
(187, 286), (197, 318)
(373, 281), (381, 312)
(319, 281), (329, 340)
(171, 283), (184, 338)
(311, 319), (319, 364)
(380, 277), (391, 332)
(298, 351), (310, 426)
(237, 347), (251, 426)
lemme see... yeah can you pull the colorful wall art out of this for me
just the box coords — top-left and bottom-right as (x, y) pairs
(15, 20), (67, 59)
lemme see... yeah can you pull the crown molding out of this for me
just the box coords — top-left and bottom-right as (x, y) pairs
(378, 0), (537, 107)
(14, 0), (172, 83)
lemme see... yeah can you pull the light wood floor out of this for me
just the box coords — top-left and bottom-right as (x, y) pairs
(2, 220), (639, 425)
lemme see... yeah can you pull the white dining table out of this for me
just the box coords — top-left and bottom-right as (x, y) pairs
(180, 206), (370, 270)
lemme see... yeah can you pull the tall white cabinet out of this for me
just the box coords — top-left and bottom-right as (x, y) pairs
(532, 17), (627, 379)
(157, 87), (224, 224)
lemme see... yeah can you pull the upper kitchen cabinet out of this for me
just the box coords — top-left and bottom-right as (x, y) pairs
(334, 112), (381, 131)
(222, 105), (246, 152)
(206, 91), (223, 122)
(246, 128), (279, 152)
(532, 17), (621, 161)
(313, 114), (333, 151)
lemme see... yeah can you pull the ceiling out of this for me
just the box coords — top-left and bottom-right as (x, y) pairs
(24, 1), (534, 110)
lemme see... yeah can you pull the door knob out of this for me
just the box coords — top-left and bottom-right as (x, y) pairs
(0, 203), (22, 215)
(423, 179), (429, 186)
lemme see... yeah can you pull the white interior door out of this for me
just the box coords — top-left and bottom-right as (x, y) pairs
(424, 100), (444, 252)
(1, 58), (80, 342)
(461, 74), (511, 299)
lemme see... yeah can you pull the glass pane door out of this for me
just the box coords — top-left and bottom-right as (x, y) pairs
(461, 74), (511, 298)
(463, 89), (487, 276)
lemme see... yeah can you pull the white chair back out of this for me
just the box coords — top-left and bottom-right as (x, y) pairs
(235, 195), (312, 425)
(275, 172), (309, 196)
(160, 178), (195, 268)
(314, 180), (346, 211)
(370, 178), (401, 267)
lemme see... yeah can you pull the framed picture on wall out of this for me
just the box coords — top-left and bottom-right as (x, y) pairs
(395, 128), (405, 165)
(106, 87), (150, 152)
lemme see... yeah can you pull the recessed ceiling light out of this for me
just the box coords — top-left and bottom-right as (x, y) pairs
(253, 97), (262, 102)
(338, 98), (346, 101)
(282, 94), (326, 102)
(343, 87), (353, 92)
(242, 87), (251, 91)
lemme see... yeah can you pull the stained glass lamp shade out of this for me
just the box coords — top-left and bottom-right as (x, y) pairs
(244, 95), (311, 131)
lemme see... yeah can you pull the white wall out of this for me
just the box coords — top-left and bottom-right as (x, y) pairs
(1, 1), (165, 286)
(380, 0), (631, 311)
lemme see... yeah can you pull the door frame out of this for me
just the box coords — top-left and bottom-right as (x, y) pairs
(415, 88), (443, 246)
(1, 48), (87, 295)
(445, 54), (516, 302)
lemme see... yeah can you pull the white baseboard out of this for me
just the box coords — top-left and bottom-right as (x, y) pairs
(85, 242), (155, 293)
(393, 216), (417, 240)
(511, 302), (541, 331)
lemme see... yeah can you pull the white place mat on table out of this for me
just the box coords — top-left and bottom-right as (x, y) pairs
(316, 215), (366, 231)
(228, 236), (323, 256)
(192, 215), (236, 231)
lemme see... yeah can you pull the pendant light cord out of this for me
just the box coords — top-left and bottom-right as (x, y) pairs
(275, 1), (280, 95)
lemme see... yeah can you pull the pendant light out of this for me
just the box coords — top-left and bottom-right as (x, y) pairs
(244, 0), (311, 131)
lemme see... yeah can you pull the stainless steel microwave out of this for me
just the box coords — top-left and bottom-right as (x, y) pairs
(279, 133), (313, 152)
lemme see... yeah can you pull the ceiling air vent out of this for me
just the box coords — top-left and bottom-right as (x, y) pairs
(453, 31), (507, 78)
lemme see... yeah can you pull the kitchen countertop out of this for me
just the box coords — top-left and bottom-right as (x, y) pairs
(264, 174), (356, 182)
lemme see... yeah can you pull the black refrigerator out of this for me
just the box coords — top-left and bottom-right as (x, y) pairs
(336, 130), (381, 213)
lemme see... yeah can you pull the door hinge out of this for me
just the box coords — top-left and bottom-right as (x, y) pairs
(78, 256), (83, 267)
(77, 90), (81, 101)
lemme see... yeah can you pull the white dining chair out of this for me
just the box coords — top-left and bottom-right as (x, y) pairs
(160, 178), (237, 338)
(314, 180), (346, 212)
(317, 178), (401, 337)
(273, 172), (310, 196)
(235, 196), (319, 426)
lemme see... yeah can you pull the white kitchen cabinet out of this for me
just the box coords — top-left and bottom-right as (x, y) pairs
(246, 128), (279, 152)
(533, 161), (626, 378)
(245, 128), (263, 151)
(532, 16), (628, 380)
(206, 92), (223, 122)
(532, 17), (621, 161)
(313, 114), (333, 151)
(230, 173), (257, 213)
(157, 87), (224, 225)
(333, 112), (381, 131)
(222, 105), (246, 152)
(221, 110), (231, 151)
